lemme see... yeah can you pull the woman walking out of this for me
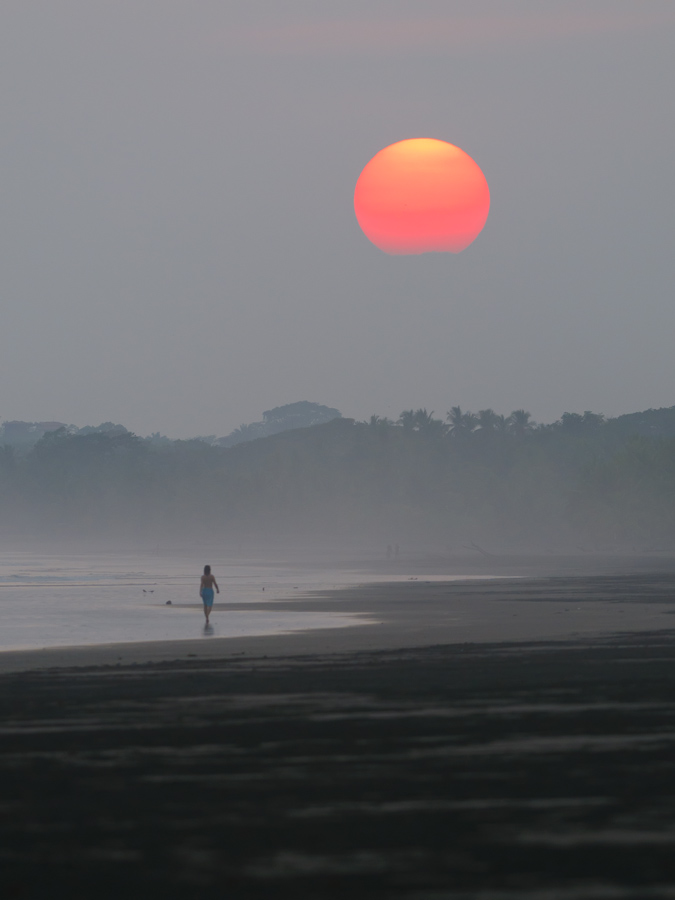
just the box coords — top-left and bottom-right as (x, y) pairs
(199, 565), (219, 625)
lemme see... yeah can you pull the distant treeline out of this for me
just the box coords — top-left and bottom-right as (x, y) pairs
(0, 401), (342, 451)
(1, 404), (675, 550)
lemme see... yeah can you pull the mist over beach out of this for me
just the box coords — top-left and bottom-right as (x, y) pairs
(2, 401), (675, 554)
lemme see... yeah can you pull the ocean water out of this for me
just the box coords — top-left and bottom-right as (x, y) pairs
(0, 550), (499, 653)
(0, 551), (379, 652)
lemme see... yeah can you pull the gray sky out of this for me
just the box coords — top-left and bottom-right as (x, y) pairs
(1, 1), (674, 437)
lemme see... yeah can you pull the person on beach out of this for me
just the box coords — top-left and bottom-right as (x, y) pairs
(199, 565), (219, 625)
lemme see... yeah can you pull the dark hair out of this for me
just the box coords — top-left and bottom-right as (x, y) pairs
(203, 565), (211, 575)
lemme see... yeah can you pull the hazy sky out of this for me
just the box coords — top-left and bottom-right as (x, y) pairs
(2, 1), (674, 437)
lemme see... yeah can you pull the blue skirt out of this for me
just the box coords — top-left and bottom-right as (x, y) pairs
(201, 587), (214, 607)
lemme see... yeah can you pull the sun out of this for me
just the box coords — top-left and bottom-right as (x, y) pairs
(354, 138), (490, 255)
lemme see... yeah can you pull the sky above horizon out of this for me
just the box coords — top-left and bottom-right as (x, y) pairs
(1, 1), (674, 438)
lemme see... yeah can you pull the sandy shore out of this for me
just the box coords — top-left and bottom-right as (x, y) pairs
(4, 567), (675, 897)
(2, 566), (675, 673)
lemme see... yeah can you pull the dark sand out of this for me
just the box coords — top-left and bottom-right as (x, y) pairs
(4, 563), (675, 897)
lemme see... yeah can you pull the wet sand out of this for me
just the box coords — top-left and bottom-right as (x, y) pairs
(2, 567), (675, 673)
(4, 568), (675, 897)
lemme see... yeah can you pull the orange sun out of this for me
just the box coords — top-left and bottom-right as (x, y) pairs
(354, 138), (490, 255)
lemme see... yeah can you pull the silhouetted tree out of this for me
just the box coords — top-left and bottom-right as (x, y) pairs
(559, 411), (605, 435)
(398, 410), (417, 432)
(414, 409), (446, 437)
(1, 402), (674, 550)
(508, 410), (534, 438)
(447, 407), (477, 438)
(476, 409), (500, 433)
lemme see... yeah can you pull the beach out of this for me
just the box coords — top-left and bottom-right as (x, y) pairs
(2, 553), (675, 673)
(4, 559), (675, 897)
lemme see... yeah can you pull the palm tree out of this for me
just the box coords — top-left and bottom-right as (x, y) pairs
(447, 406), (477, 438)
(368, 414), (394, 432)
(398, 410), (416, 432)
(494, 414), (509, 435)
(476, 409), (500, 434)
(398, 409), (445, 436)
(447, 406), (463, 432)
(413, 409), (446, 438)
(508, 409), (534, 438)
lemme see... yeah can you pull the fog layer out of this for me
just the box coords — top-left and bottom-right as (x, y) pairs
(3, 405), (675, 553)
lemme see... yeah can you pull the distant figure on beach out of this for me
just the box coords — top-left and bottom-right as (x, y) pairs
(199, 565), (219, 625)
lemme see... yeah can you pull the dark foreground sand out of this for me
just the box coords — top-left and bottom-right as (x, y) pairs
(4, 570), (675, 897)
